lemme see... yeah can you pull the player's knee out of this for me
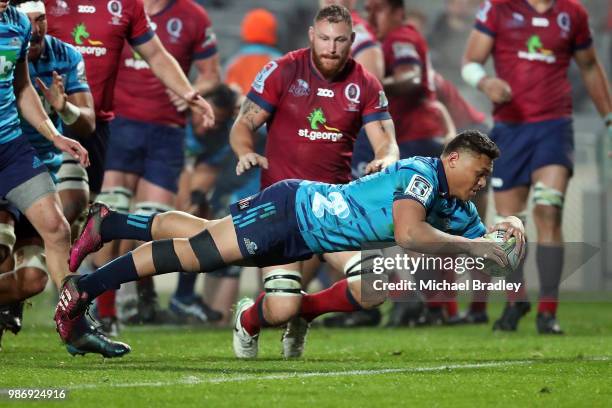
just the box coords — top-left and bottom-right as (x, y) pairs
(61, 194), (88, 225)
(14, 245), (48, 298)
(38, 211), (70, 245)
(263, 294), (302, 325)
(344, 253), (386, 309)
(533, 182), (564, 223)
(262, 268), (303, 324)
(0, 222), (16, 263)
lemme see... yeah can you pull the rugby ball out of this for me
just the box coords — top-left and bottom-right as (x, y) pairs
(481, 230), (522, 277)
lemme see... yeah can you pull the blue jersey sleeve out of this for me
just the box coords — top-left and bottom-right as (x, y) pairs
(64, 45), (89, 95)
(393, 162), (438, 211)
(18, 15), (31, 62)
(461, 201), (486, 239)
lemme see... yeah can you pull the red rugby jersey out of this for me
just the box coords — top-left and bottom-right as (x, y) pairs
(246, 48), (391, 188)
(381, 24), (446, 142)
(114, 0), (217, 127)
(45, 0), (154, 121)
(475, 0), (592, 123)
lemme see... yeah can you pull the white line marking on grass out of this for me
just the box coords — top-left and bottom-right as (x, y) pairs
(69, 360), (533, 390)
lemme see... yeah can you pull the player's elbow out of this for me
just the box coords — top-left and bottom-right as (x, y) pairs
(394, 228), (416, 250)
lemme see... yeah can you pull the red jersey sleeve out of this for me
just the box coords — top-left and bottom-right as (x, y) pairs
(571, 2), (593, 51)
(383, 30), (423, 71)
(246, 59), (283, 113)
(361, 70), (391, 124)
(192, 6), (218, 60)
(474, 1), (499, 37)
(127, 0), (155, 46)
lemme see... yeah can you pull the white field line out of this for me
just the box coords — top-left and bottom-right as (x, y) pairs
(68, 360), (532, 390)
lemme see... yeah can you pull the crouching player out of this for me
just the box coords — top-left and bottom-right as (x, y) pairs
(57, 130), (525, 356)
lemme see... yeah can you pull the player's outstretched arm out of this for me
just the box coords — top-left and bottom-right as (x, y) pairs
(134, 35), (215, 129)
(574, 46), (612, 156)
(13, 61), (89, 167)
(462, 29), (511, 104)
(35, 71), (95, 137)
(230, 98), (271, 175)
(393, 199), (508, 266)
(363, 118), (399, 174)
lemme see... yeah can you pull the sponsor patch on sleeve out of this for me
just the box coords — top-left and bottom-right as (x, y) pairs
(252, 61), (278, 94)
(404, 174), (433, 205)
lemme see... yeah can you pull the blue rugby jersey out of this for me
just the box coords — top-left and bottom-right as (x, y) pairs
(22, 35), (89, 174)
(294, 157), (486, 252)
(0, 6), (31, 145)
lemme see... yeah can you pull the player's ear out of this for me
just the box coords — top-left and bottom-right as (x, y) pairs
(308, 26), (315, 43)
(350, 31), (356, 44)
(447, 151), (459, 168)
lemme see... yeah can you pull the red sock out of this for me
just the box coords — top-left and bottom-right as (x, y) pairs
(469, 301), (487, 313)
(240, 292), (267, 335)
(97, 290), (116, 318)
(444, 300), (458, 317)
(537, 298), (558, 315)
(300, 279), (361, 322)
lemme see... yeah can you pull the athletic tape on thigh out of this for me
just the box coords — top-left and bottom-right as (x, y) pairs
(133, 201), (174, 217)
(187, 229), (226, 272)
(494, 212), (528, 226)
(56, 152), (89, 191)
(96, 187), (133, 212)
(152, 239), (184, 273)
(263, 269), (302, 296)
(14, 245), (47, 272)
(0, 223), (16, 252)
(533, 182), (564, 208)
(343, 253), (380, 283)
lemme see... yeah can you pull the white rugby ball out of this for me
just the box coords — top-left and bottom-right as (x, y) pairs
(481, 230), (522, 277)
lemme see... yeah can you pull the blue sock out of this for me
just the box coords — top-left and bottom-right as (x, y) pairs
(77, 253), (140, 299)
(174, 272), (197, 301)
(100, 212), (154, 242)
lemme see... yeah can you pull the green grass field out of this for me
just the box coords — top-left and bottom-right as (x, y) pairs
(1, 294), (611, 407)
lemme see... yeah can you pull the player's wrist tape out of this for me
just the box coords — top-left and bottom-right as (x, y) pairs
(57, 102), (80, 125)
(36, 119), (61, 141)
(461, 62), (487, 88)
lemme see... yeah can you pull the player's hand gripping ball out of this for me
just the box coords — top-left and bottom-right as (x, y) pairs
(482, 230), (522, 277)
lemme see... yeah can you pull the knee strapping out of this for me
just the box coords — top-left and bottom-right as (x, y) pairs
(263, 269), (302, 296)
(152, 239), (184, 273)
(344, 253), (378, 283)
(533, 182), (564, 208)
(56, 152), (89, 192)
(96, 187), (133, 212)
(134, 201), (174, 217)
(14, 245), (47, 273)
(0, 222), (16, 253)
(187, 229), (226, 272)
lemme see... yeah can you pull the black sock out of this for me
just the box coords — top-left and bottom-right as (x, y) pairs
(174, 272), (197, 301)
(537, 244), (564, 301)
(100, 212), (154, 242)
(77, 253), (140, 299)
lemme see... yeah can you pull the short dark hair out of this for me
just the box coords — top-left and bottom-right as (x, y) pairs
(384, 0), (405, 10)
(203, 84), (238, 111)
(442, 129), (500, 160)
(314, 4), (352, 27)
(10, 0), (42, 6)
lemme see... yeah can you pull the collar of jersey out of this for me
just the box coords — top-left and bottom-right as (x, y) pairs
(436, 159), (449, 198)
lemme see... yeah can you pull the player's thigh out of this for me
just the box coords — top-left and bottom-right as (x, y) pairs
(493, 186), (530, 215)
(531, 165), (570, 194)
(101, 170), (140, 192)
(134, 178), (176, 207)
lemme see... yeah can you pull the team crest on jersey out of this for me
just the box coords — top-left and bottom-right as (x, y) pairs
(252, 61), (278, 94)
(167, 18), (183, 42)
(518, 35), (556, 64)
(9, 37), (22, 48)
(557, 12), (571, 33)
(404, 175), (433, 206)
(288, 78), (310, 97)
(344, 83), (360, 111)
(107, 0), (123, 25)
